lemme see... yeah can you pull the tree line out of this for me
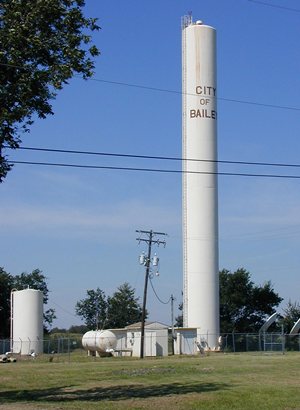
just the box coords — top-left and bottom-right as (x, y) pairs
(1, 266), (299, 338)
(75, 282), (144, 330)
(175, 268), (300, 333)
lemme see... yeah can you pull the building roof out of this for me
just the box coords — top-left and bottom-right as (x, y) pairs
(126, 321), (169, 330)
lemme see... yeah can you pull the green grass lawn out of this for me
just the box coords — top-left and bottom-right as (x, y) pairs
(0, 352), (299, 409)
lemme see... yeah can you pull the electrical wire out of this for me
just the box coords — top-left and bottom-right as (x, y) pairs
(82, 77), (300, 112)
(7, 159), (300, 179)
(149, 276), (171, 305)
(9, 145), (300, 169)
(51, 301), (78, 318)
(1, 62), (300, 112)
(248, 0), (300, 13)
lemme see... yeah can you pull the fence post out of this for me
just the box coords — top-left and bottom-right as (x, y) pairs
(68, 338), (70, 362)
(232, 332), (235, 353)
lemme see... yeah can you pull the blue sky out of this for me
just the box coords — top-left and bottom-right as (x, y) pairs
(1, 0), (300, 328)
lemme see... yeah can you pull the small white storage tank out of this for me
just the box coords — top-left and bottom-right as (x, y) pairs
(82, 330), (117, 356)
(11, 289), (43, 355)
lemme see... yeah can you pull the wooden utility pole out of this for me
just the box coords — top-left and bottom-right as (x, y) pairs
(136, 229), (167, 358)
(171, 294), (175, 355)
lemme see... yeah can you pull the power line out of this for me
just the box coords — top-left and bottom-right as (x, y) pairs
(8, 159), (300, 179)
(51, 301), (77, 318)
(9, 145), (300, 169)
(149, 277), (171, 305)
(1, 62), (300, 112)
(84, 77), (300, 112)
(248, 0), (300, 13)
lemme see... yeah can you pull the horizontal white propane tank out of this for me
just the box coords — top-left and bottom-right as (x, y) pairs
(82, 330), (117, 354)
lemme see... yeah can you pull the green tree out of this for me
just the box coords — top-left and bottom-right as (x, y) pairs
(174, 269), (283, 332)
(0, 0), (100, 181)
(281, 300), (300, 333)
(75, 283), (145, 330)
(0, 267), (13, 338)
(106, 282), (144, 329)
(174, 302), (183, 327)
(13, 269), (50, 303)
(220, 268), (282, 333)
(0, 267), (56, 337)
(12, 268), (56, 332)
(75, 288), (107, 330)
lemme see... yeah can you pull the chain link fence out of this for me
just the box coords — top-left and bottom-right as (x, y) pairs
(1, 333), (299, 360)
(0, 336), (81, 358)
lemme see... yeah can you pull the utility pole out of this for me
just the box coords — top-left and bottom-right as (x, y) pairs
(171, 294), (175, 355)
(136, 229), (167, 359)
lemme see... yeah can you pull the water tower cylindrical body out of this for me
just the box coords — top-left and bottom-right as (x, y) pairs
(182, 17), (219, 349)
(11, 289), (44, 355)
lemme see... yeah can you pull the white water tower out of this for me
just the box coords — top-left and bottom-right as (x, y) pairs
(182, 15), (219, 349)
(11, 288), (43, 355)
